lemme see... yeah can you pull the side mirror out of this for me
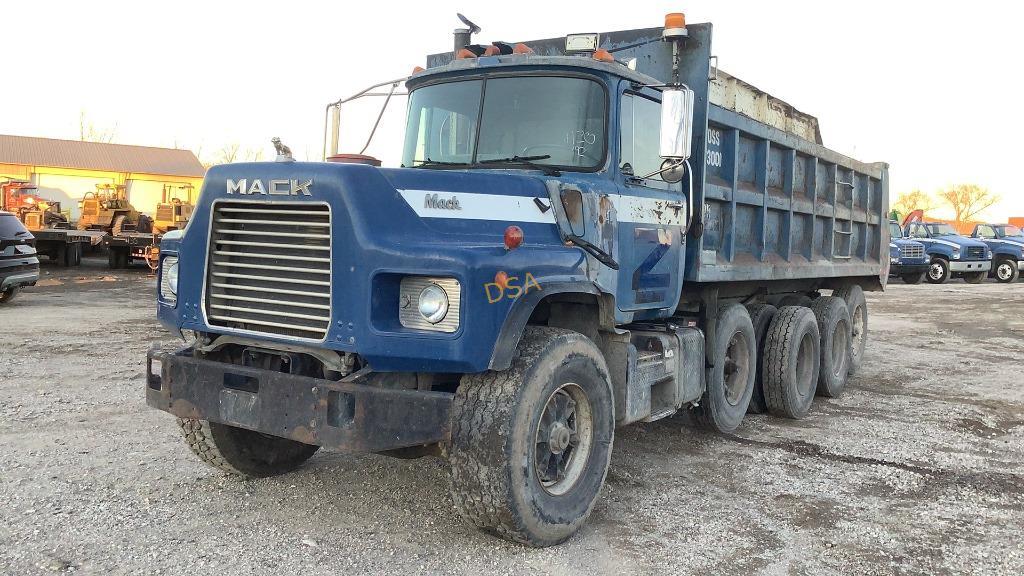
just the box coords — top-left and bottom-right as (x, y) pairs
(659, 87), (695, 160)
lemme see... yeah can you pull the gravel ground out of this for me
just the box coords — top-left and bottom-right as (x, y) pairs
(1, 258), (1022, 575)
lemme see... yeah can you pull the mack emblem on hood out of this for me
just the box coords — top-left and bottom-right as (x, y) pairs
(424, 193), (461, 210)
(226, 179), (312, 196)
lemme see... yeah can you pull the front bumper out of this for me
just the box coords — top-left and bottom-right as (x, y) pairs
(890, 262), (929, 276)
(949, 260), (991, 273)
(0, 268), (39, 290)
(146, 350), (454, 453)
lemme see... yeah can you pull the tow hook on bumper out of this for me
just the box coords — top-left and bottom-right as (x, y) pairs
(146, 350), (454, 453)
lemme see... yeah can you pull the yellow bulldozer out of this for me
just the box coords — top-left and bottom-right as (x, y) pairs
(77, 184), (151, 234)
(153, 183), (195, 233)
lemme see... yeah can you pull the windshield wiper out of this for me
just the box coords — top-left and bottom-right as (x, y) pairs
(479, 155), (561, 176)
(408, 158), (472, 169)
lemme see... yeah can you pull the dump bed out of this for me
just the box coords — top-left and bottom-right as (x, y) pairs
(427, 23), (888, 286)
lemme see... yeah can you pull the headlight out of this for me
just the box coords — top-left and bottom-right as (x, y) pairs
(418, 284), (449, 324)
(160, 256), (179, 303)
(166, 262), (179, 295)
(952, 249), (961, 260)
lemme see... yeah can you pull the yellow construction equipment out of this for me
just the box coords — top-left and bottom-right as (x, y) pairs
(154, 183), (195, 233)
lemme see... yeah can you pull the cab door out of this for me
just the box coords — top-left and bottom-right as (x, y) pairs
(615, 89), (687, 314)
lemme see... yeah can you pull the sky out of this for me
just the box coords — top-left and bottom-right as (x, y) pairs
(3, 0), (1022, 219)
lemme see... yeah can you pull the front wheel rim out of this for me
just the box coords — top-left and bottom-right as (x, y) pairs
(929, 263), (945, 280)
(997, 263), (1013, 280)
(535, 383), (594, 496)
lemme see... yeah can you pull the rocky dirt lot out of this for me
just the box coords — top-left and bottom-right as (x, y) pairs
(1, 258), (1022, 575)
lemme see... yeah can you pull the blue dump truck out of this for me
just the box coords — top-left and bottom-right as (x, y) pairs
(970, 223), (1024, 283)
(903, 221), (991, 284)
(888, 221), (929, 284)
(146, 14), (888, 546)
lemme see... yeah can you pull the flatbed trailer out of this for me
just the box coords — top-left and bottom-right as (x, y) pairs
(104, 232), (161, 269)
(31, 228), (105, 267)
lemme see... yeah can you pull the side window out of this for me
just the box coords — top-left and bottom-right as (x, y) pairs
(909, 224), (923, 238)
(976, 225), (994, 239)
(620, 93), (663, 181)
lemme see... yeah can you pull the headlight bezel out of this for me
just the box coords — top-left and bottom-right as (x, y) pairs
(397, 276), (462, 333)
(160, 256), (179, 304)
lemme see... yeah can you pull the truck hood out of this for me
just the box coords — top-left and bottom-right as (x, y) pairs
(921, 234), (988, 249)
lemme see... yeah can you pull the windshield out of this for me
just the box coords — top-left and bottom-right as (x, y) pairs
(889, 222), (903, 238)
(401, 76), (607, 170)
(926, 223), (957, 236)
(1000, 225), (1022, 236)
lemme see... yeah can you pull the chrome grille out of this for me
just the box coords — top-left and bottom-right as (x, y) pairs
(966, 246), (986, 260)
(205, 202), (331, 339)
(900, 244), (924, 259)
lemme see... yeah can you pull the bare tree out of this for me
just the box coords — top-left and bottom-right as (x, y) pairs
(79, 110), (118, 143)
(936, 184), (1001, 225)
(209, 143), (265, 166)
(891, 189), (937, 219)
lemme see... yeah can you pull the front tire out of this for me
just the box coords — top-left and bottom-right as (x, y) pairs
(926, 258), (950, 284)
(0, 286), (21, 304)
(963, 270), (987, 284)
(177, 419), (319, 478)
(994, 258), (1018, 283)
(901, 272), (926, 284)
(448, 327), (614, 547)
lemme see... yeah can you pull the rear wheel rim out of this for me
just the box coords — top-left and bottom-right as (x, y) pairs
(997, 263), (1013, 281)
(796, 332), (815, 397)
(535, 383), (593, 496)
(850, 306), (865, 359)
(723, 331), (751, 406)
(831, 320), (849, 377)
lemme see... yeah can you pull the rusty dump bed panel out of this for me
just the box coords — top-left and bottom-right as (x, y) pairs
(429, 24), (889, 286)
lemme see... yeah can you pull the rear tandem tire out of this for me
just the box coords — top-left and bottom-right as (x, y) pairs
(762, 306), (820, 419)
(177, 418), (319, 478)
(692, 303), (756, 432)
(448, 327), (614, 547)
(745, 303), (778, 415)
(832, 284), (868, 376)
(809, 297), (853, 398)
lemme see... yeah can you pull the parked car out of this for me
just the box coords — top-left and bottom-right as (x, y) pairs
(904, 221), (991, 284)
(888, 221), (930, 284)
(970, 223), (1024, 283)
(0, 210), (40, 304)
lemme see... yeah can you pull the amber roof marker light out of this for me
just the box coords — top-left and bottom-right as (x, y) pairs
(663, 12), (688, 39)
